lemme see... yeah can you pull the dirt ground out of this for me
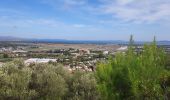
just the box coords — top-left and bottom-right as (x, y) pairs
(28, 43), (121, 52)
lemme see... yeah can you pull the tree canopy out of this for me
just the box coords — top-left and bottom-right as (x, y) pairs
(96, 36), (170, 100)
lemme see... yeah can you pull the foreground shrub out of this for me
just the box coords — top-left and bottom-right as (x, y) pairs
(0, 59), (36, 100)
(28, 64), (68, 100)
(0, 60), (99, 100)
(96, 36), (169, 100)
(66, 71), (100, 100)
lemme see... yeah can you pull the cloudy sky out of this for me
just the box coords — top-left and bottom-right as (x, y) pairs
(0, 0), (170, 41)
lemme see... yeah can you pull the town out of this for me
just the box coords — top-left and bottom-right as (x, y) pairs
(1, 41), (170, 72)
(0, 42), (126, 71)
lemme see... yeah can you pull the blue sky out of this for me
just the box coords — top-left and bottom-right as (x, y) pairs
(0, 0), (170, 41)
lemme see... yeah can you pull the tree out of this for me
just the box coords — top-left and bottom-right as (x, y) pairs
(66, 71), (100, 100)
(0, 60), (36, 100)
(0, 60), (69, 100)
(96, 36), (167, 100)
(28, 63), (68, 100)
(3, 53), (8, 58)
(0, 59), (100, 100)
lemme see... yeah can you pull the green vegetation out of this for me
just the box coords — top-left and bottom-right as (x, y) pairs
(0, 53), (12, 62)
(96, 36), (170, 100)
(165, 54), (170, 70)
(0, 59), (99, 100)
(66, 71), (100, 100)
(0, 36), (170, 100)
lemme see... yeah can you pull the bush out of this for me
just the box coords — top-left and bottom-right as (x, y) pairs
(28, 64), (68, 100)
(0, 60), (36, 100)
(66, 71), (100, 100)
(0, 60), (99, 100)
(96, 36), (169, 100)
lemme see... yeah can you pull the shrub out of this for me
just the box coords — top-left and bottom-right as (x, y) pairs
(96, 36), (168, 100)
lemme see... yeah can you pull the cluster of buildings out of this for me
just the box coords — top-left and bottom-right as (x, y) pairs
(22, 46), (130, 72)
(0, 46), (28, 57)
(0, 47), (13, 52)
(23, 48), (110, 72)
(1, 43), (170, 72)
(0, 44), (128, 72)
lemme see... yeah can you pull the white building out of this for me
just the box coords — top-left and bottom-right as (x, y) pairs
(103, 51), (109, 55)
(25, 58), (57, 65)
(12, 50), (27, 53)
(117, 46), (128, 51)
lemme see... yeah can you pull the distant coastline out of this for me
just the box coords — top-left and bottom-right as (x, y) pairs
(0, 36), (170, 45)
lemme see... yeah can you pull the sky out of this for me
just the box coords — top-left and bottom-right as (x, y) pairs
(0, 0), (170, 41)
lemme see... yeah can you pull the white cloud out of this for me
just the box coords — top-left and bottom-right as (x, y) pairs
(63, 0), (87, 5)
(41, 0), (170, 23)
(116, 0), (136, 5)
(41, 0), (88, 10)
(101, 0), (170, 23)
(0, 14), (93, 31)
